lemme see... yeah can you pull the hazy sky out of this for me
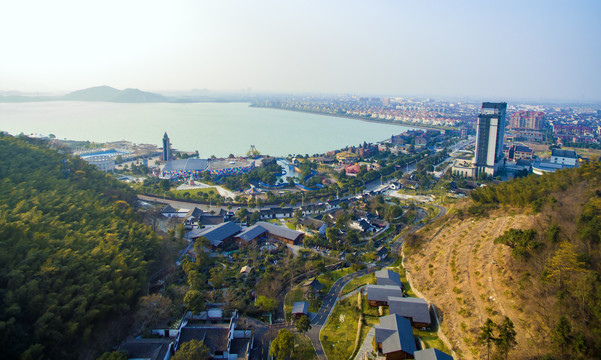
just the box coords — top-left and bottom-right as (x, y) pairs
(2, 0), (600, 101)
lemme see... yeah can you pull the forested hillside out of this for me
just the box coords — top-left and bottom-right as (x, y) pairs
(405, 162), (601, 359)
(0, 134), (159, 359)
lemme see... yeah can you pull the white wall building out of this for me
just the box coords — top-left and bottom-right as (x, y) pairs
(83, 155), (115, 172)
(473, 102), (507, 177)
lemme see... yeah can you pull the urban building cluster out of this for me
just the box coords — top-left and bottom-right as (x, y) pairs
(452, 102), (582, 179)
(255, 96), (478, 128)
(255, 96), (601, 149)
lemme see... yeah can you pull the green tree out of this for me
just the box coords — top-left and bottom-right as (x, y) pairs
(237, 208), (249, 222)
(184, 290), (205, 314)
(478, 318), (497, 360)
(160, 179), (171, 191)
(20, 344), (45, 360)
(495, 317), (517, 360)
(493, 228), (541, 259)
(270, 329), (294, 360)
(255, 295), (277, 313)
(295, 315), (311, 334)
(172, 339), (211, 360)
(97, 351), (127, 360)
(552, 316), (573, 357)
(546, 241), (586, 286)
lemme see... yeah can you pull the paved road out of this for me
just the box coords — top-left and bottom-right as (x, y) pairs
(305, 203), (447, 359)
(306, 269), (368, 360)
(138, 194), (230, 213)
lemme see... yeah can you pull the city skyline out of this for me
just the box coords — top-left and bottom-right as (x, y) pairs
(2, 0), (601, 102)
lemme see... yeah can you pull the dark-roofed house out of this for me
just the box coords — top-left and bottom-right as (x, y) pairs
(414, 348), (454, 360)
(258, 222), (304, 244)
(303, 278), (324, 293)
(551, 149), (578, 166)
(300, 218), (327, 237)
(376, 246), (389, 261)
(388, 297), (431, 328)
(235, 224), (269, 246)
(292, 301), (309, 318)
(235, 222), (304, 245)
(176, 311), (252, 359)
(376, 269), (402, 287)
(161, 204), (178, 218)
(374, 314), (417, 359)
(184, 207), (204, 229)
(178, 326), (229, 357)
(350, 218), (374, 232)
(118, 338), (173, 360)
(188, 221), (242, 249)
(367, 284), (404, 307)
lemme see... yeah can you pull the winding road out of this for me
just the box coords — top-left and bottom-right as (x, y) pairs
(304, 202), (447, 360)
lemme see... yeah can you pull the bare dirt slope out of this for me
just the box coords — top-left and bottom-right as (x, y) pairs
(405, 209), (553, 359)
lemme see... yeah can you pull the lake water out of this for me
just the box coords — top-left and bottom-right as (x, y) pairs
(0, 101), (417, 157)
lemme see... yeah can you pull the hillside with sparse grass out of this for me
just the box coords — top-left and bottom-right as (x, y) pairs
(404, 162), (601, 360)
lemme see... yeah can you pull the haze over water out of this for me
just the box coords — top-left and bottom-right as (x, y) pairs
(0, 101), (417, 157)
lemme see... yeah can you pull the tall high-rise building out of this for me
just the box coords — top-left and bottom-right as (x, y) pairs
(473, 102), (507, 177)
(162, 132), (171, 161)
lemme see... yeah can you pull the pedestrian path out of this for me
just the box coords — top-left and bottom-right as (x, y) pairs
(353, 327), (375, 360)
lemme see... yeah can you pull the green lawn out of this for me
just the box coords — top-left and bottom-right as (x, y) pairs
(414, 328), (451, 354)
(321, 297), (362, 360)
(172, 187), (218, 196)
(284, 284), (321, 320)
(321, 293), (383, 360)
(291, 333), (318, 360)
(317, 267), (353, 294)
(341, 273), (376, 296)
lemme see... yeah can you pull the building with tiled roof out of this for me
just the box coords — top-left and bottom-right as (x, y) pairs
(375, 269), (402, 287)
(374, 314), (417, 360)
(187, 221), (242, 248)
(388, 297), (431, 328)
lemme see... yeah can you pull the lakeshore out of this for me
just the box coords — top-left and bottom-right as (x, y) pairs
(250, 104), (456, 132)
(0, 101), (419, 157)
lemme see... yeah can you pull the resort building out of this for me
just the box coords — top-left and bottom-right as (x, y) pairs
(374, 314), (417, 360)
(235, 222), (304, 245)
(82, 155), (115, 172)
(367, 284), (404, 307)
(187, 221), (242, 249)
(388, 297), (431, 328)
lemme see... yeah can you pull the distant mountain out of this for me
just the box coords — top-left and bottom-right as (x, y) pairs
(63, 85), (168, 102)
(0, 85), (169, 103)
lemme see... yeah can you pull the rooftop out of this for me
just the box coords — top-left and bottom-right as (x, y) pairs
(292, 301), (309, 315)
(374, 314), (416, 355)
(188, 221), (242, 247)
(414, 348), (454, 360)
(388, 297), (431, 325)
(366, 284), (404, 302)
(236, 224), (268, 243)
(551, 149), (578, 159)
(375, 269), (402, 287)
(255, 221), (304, 241)
(178, 326), (229, 354)
(163, 158), (209, 173)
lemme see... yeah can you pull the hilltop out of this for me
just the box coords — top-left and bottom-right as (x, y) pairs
(0, 85), (168, 103)
(403, 162), (601, 359)
(63, 85), (168, 102)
